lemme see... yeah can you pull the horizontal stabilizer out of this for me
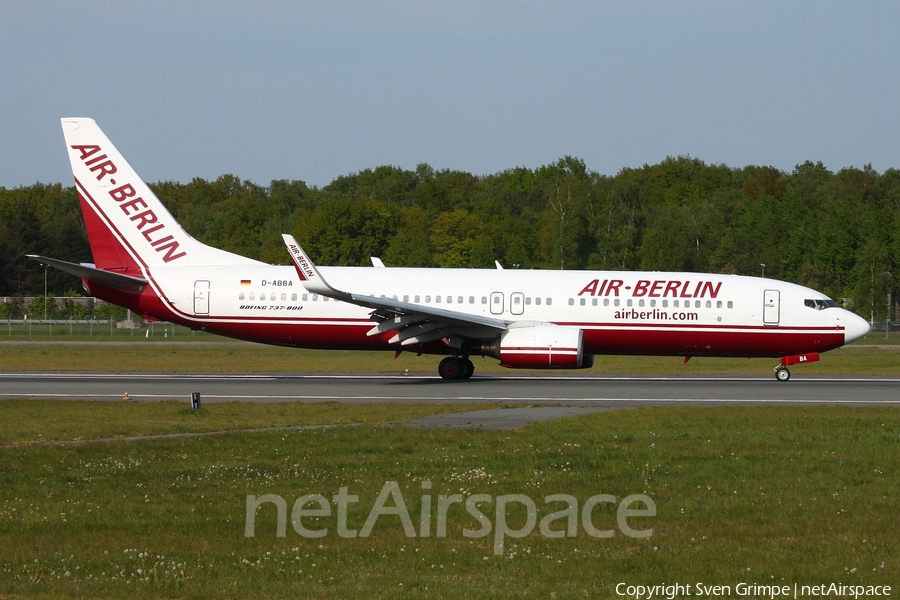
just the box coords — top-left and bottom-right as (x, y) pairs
(26, 255), (148, 290)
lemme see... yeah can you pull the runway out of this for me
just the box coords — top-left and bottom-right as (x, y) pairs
(1, 373), (898, 407)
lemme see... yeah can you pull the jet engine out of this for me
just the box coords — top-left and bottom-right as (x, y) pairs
(481, 323), (592, 369)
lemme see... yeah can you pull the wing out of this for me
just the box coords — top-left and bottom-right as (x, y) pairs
(282, 235), (507, 347)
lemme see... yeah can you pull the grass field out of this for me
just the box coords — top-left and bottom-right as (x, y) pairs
(0, 401), (897, 598)
(1, 326), (897, 597)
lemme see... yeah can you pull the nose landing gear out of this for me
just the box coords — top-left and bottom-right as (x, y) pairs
(774, 352), (820, 381)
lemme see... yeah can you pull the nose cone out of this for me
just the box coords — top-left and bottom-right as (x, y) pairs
(843, 311), (870, 344)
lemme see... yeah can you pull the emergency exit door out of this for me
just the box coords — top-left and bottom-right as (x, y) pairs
(490, 292), (504, 315)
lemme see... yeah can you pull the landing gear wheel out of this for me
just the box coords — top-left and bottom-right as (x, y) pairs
(438, 357), (463, 380)
(460, 358), (475, 380)
(775, 367), (791, 382)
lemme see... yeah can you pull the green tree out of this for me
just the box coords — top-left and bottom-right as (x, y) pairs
(299, 198), (398, 265)
(430, 209), (492, 268)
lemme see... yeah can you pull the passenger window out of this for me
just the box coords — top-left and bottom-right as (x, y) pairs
(281, 293), (287, 301)
(239, 292), (245, 300)
(705, 300), (711, 308)
(627, 299), (633, 307)
(493, 296), (500, 304)
(614, 299), (620, 307)
(458, 296), (464, 304)
(535, 297), (541, 306)
(312, 294), (318, 301)
(568, 298), (574, 306)
(291, 293), (297, 301)
(525, 297), (532, 305)
(436, 296), (441, 303)
(425, 295), (431, 303)
(514, 296), (521, 305)
(481, 296), (487, 304)
(403, 295), (409, 302)
(603, 298), (609, 307)
(415, 295), (421, 303)
(592, 298), (598, 306)
(546, 298), (552, 306)
(673, 300), (679, 308)
(727, 301), (733, 309)
(249, 293), (255, 301)
(716, 300), (722, 309)
(638, 299), (645, 307)
(650, 299), (656, 307)
(695, 300), (701, 308)
(469, 296), (475, 304)
(662, 299), (668, 308)
(302, 293), (308, 301)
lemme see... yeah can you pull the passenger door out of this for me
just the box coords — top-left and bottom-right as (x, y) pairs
(763, 289), (780, 325)
(194, 280), (210, 315)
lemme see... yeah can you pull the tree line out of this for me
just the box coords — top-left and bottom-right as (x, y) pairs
(1, 156), (898, 321)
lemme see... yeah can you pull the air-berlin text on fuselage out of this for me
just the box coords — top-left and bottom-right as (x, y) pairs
(71, 144), (187, 263)
(578, 279), (722, 298)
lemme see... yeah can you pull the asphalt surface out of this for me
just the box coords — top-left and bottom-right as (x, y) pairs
(2, 373), (897, 431)
(1, 373), (898, 406)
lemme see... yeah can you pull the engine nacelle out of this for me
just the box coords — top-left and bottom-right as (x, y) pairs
(487, 324), (590, 369)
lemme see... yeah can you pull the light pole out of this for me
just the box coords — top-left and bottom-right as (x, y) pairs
(760, 263), (766, 278)
(885, 272), (893, 339)
(43, 266), (48, 322)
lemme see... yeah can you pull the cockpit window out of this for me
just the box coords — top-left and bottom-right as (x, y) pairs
(805, 298), (838, 310)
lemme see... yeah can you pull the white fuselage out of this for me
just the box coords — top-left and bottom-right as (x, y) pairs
(128, 265), (867, 358)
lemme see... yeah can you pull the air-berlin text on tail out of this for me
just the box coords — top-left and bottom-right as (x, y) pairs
(71, 144), (187, 263)
(578, 279), (722, 298)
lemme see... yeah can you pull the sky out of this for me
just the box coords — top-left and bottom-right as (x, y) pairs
(2, 1), (898, 188)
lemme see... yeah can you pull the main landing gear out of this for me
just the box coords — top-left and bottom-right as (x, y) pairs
(438, 356), (475, 380)
(775, 366), (791, 382)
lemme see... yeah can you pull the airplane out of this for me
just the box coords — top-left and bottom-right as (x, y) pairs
(28, 118), (871, 381)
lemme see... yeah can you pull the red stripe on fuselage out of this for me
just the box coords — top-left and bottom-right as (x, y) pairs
(580, 327), (844, 357)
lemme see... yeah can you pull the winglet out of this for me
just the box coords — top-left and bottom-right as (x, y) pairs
(282, 234), (351, 300)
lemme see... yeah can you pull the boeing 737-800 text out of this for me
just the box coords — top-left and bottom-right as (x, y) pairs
(29, 118), (870, 380)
